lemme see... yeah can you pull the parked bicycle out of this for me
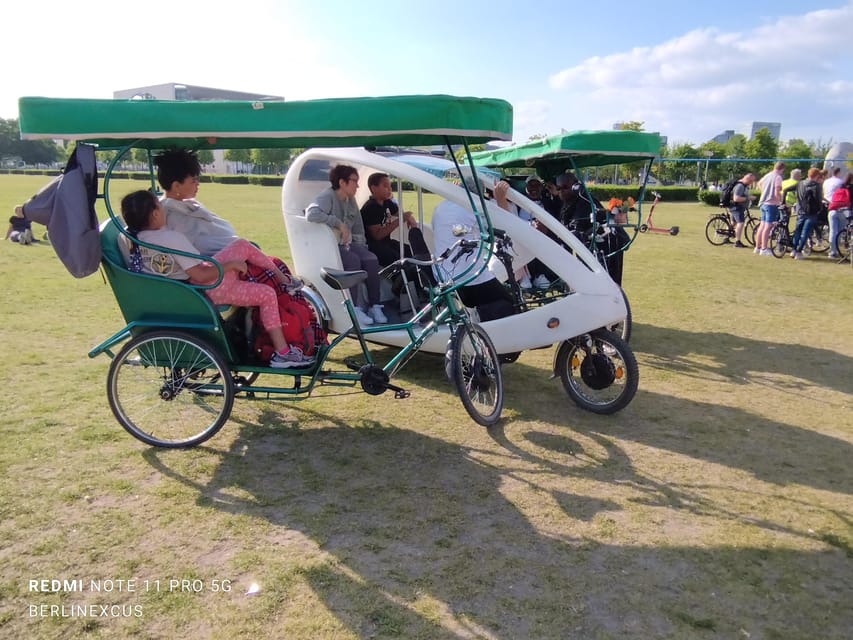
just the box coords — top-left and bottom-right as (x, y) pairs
(705, 207), (759, 247)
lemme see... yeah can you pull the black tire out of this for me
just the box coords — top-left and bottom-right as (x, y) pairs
(605, 287), (632, 343)
(705, 216), (732, 246)
(835, 226), (851, 257)
(107, 331), (235, 448)
(744, 217), (758, 246)
(769, 226), (789, 258)
(446, 323), (503, 426)
(555, 328), (639, 415)
(809, 224), (831, 254)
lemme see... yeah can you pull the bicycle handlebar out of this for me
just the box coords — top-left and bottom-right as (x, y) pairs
(377, 237), (480, 278)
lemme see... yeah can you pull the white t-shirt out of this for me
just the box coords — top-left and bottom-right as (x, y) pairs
(137, 229), (203, 280)
(432, 200), (495, 286)
(823, 176), (843, 203)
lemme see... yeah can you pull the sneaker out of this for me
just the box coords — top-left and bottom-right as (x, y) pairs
(533, 275), (550, 290)
(753, 246), (761, 254)
(793, 252), (805, 260)
(519, 276), (533, 289)
(270, 346), (314, 369)
(760, 249), (773, 256)
(828, 252), (840, 259)
(19, 229), (32, 245)
(368, 304), (388, 324)
(734, 241), (747, 248)
(354, 307), (374, 326)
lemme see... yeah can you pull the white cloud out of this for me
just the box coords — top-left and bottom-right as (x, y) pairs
(547, 4), (853, 142)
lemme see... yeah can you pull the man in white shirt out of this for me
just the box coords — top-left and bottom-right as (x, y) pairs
(432, 198), (514, 321)
(823, 167), (843, 204)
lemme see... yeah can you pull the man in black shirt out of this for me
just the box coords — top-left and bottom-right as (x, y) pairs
(555, 172), (629, 286)
(360, 172), (432, 296)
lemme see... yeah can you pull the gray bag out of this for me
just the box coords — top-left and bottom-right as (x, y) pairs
(21, 143), (101, 278)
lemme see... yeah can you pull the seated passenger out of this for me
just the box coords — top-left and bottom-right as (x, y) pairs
(154, 149), (325, 351)
(306, 164), (387, 326)
(555, 172), (628, 286)
(120, 190), (314, 369)
(360, 172), (432, 299)
(432, 195), (515, 322)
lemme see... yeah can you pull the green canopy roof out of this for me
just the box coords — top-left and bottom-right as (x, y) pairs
(469, 130), (661, 174)
(18, 95), (513, 149)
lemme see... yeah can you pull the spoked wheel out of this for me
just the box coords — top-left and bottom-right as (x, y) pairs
(769, 226), (790, 258)
(107, 331), (235, 448)
(744, 217), (758, 246)
(705, 216), (732, 246)
(446, 323), (503, 426)
(809, 224), (831, 254)
(836, 227), (851, 258)
(555, 329), (639, 415)
(604, 287), (632, 342)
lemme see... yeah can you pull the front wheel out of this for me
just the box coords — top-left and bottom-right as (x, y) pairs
(835, 226), (851, 258)
(555, 329), (639, 414)
(704, 215), (732, 246)
(107, 331), (235, 448)
(744, 217), (758, 246)
(446, 323), (503, 426)
(769, 226), (789, 258)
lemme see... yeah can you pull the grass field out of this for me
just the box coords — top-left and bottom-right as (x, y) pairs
(0, 175), (851, 639)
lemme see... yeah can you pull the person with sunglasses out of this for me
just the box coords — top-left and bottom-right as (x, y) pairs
(306, 164), (387, 325)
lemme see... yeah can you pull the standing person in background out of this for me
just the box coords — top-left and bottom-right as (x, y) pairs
(822, 167), (843, 205)
(827, 172), (853, 258)
(781, 168), (802, 213)
(729, 173), (756, 248)
(791, 168), (825, 260)
(754, 162), (785, 255)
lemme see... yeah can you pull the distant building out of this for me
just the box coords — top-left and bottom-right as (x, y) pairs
(712, 130), (735, 145)
(113, 83), (284, 174)
(113, 83), (283, 103)
(750, 121), (781, 141)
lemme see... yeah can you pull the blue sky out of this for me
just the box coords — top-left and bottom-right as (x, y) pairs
(6, 0), (852, 146)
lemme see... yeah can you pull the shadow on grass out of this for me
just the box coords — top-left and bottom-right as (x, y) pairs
(142, 409), (852, 639)
(630, 322), (853, 398)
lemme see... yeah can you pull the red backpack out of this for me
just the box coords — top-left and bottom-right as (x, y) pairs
(829, 186), (851, 211)
(243, 258), (327, 360)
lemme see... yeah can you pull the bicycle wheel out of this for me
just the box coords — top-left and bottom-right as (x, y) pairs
(704, 216), (732, 246)
(446, 323), (503, 426)
(605, 287), (632, 343)
(769, 226), (789, 258)
(835, 226), (851, 257)
(107, 331), (235, 448)
(744, 216), (758, 247)
(555, 329), (639, 415)
(809, 224), (831, 253)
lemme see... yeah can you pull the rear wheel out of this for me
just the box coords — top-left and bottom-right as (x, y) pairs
(107, 331), (234, 448)
(446, 323), (503, 427)
(555, 329), (639, 415)
(769, 226), (790, 258)
(705, 215), (732, 246)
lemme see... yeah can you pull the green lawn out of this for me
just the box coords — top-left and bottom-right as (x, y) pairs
(0, 175), (851, 639)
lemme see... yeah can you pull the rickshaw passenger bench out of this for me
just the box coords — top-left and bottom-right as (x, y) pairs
(93, 219), (241, 362)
